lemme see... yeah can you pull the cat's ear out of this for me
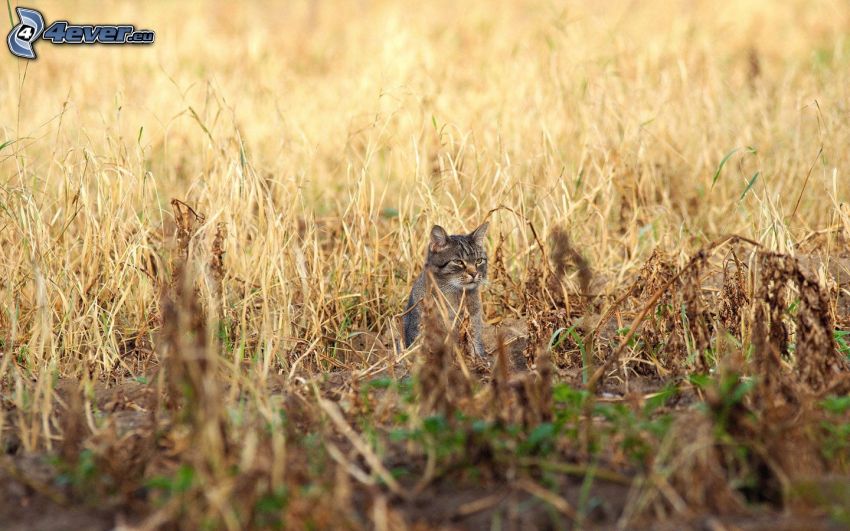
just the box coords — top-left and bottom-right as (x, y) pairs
(429, 225), (449, 252)
(470, 221), (489, 246)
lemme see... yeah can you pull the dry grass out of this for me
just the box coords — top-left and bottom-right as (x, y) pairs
(2, 0), (850, 528)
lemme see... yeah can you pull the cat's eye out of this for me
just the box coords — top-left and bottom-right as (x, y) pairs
(476, 258), (486, 266)
(450, 259), (464, 267)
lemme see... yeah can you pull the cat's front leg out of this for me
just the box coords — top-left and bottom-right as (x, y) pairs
(474, 337), (487, 357)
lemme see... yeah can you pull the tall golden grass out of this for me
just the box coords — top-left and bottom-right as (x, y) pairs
(3, 0), (848, 374)
(1, 0), (850, 528)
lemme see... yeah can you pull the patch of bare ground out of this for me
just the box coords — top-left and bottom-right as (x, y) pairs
(0, 461), (112, 531)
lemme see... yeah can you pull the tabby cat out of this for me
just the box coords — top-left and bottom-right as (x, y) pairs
(402, 222), (489, 356)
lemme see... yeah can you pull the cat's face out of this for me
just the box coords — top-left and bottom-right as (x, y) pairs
(425, 222), (489, 291)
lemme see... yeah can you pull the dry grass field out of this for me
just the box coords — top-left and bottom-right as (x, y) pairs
(2, 0), (850, 528)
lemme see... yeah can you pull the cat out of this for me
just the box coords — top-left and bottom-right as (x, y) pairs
(402, 222), (489, 356)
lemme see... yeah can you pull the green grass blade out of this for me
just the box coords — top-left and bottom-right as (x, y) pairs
(739, 171), (760, 201)
(711, 148), (739, 189)
(548, 325), (575, 350)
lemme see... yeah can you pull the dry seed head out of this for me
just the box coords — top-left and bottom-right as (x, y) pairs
(548, 226), (593, 311)
(719, 253), (749, 337)
(789, 262), (846, 392)
(682, 257), (711, 371)
(170, 198), (205, 272)
(209, 221), (227, 303)
(751, 251), (848, 402)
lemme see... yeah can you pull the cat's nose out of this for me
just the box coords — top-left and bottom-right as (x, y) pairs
(466, 265), (476, 275)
